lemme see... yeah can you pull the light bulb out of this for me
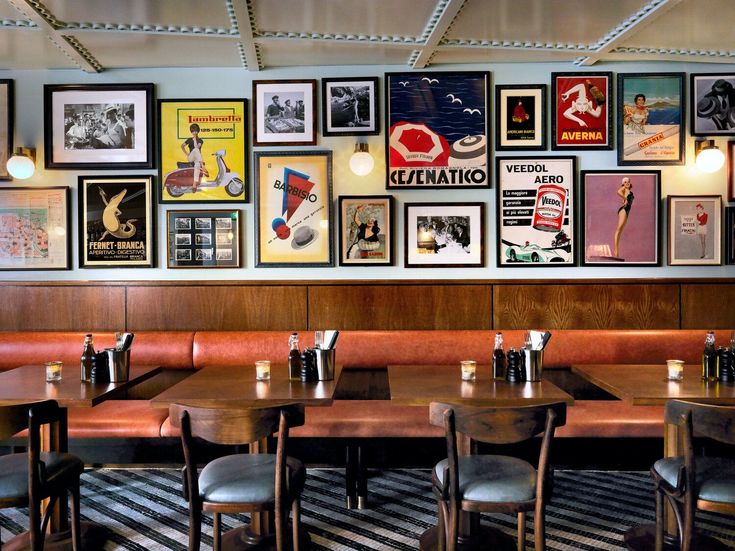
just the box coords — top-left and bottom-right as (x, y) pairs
(695, 146), (725, 173)
(349, 143), (374, 176)
(7, 152), (35, 179)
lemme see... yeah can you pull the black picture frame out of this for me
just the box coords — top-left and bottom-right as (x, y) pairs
(690, 73), (735, 136)
(726, 206), (735, 265)
(551, 72), (613, 150)
(495, 84), (546, 151)
(322, 77), (379, 136)
(252, 79), (317, 147)
(166, 210), (241, 268)
(78, 175), (155, 268)
(667, 195), (722, 266)
(338, 195), (393, 266)
(44, 83), (154, 169)
(0, 79), (13, 180)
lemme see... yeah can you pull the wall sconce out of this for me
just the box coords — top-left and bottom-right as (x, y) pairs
(349, 143), (374, 176)
(694, 139), (725, 173)
(6, 147), (36, 179)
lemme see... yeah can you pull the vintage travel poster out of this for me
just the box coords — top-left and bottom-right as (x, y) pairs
(552, 72), (611, 149)
(496, 157), (576, 266)
(386, 71), (490, 189)
(255, 151), (332, 266)
(158, 99), (247, 203)
(618, 73), (685, 165)
(79, 176), (154, 267)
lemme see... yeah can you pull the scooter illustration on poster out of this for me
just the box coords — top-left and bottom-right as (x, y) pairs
(163, 149), (244, 198)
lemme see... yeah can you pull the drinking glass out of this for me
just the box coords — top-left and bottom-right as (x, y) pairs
(460, 360), (477, 381)
(45, 360), (63, 382)
(666, 359), (684, 381)
(255, 360), (271, 381)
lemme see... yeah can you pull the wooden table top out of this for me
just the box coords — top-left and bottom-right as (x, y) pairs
(571, 364), (735, 406)
(0, 365), (162, 407)
(150, 364), (342, 408)
(387, 364), (574, 406)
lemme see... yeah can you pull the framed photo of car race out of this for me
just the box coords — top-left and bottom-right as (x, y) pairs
(252, 80), (317, 147)
(385, 71), (490, 189)
(690, 73), (735, 136)
(726, 206), (735, 265)
(496, 157), (576, 267)
(551, 72), (612, 150)
(495, 84), (546, 151)
(157, 98), (247, 203)
(404, 202), (484, 268)
(44, 83), (154, 169)
(254, 150), (333, 267)
(0, 186), (70, 270)
(667, 195), (722, 266)
(580, 170), (661, 266)
(617, 72), (685, 165)
(0, 79), (13, 180)
(78, 175), (155, 268)
(322, 77), (379, 137)
(166, 210), (240, 268)
(338, 196), (393, 266)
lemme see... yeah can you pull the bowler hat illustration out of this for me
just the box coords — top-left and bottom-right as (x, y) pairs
(291, 225), (318, 249)
(705, 79), (733, 97)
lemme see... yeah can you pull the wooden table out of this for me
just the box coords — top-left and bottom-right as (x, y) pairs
(571, 363), (733, 551)
(0, 364), (161, 551)
(389, 364), (574, 551)
(151, 363), (342, 551)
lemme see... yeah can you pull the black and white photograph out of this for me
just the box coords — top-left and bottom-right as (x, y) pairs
(196, 249), (213, 261)
(175, 217), (191, 230)
(215, 218), (232, 229)
(322, 77), (379, 136)
(216, 249), (233, 261)
(253, 80), (317, 146)
(194, 234), (212, 246)
(691, 73), (735, 136)
(404, 202), (484, 267)
(175, 234), (191, 246)
(194, 218), (211, 230)
(175, 249), (191, 261)
(216, 232), (232, 245)
(167, 210), (240, 269)
(63, 102), (136, 150)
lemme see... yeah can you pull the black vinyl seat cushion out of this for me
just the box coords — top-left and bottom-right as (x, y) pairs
(434, 455), (536, 503)
(199, 454), (306, 504)
(653, 456), (735, 504)
(0, 452), (84, 500)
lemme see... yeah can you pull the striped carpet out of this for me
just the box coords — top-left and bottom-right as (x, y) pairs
(1, 469), (734, 550)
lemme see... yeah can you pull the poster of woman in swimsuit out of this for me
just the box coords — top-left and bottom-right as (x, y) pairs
(385, 71), (490, 189)
(580, 170), (661, 266)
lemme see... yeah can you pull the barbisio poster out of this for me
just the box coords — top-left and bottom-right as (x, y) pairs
(386, 71), (490, 189)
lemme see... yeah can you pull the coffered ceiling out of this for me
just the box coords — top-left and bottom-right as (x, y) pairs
(0, 0), (733, 72)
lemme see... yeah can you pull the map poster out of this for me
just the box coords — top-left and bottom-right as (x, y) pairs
(385, 71), (490, 189)
(496, 157), (576, 267)
(551, 72), (612, 150)
(0, 187), (70, 270)
(78, 175), (154, 268)
(254, 151), (333, 267)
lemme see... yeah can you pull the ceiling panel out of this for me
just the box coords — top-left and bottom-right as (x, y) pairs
(40, 0), (234, 29)
(259, 41), (412, 68)
(0, 28), (76, 69)
(432, 48), (582, 65)
(254, 0), (436, 38)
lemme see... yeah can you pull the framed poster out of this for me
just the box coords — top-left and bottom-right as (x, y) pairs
(0, 80), (13, 180)
(252, 80), (317, 146)
(495, 84), (546, 151)
(158, 98), (247, 203)
(322, 77), (379, 136)
(580, 170), (661, 266)
(617, 73), (685, 165)
(166, 210), (240, 268)
(551, 72), (612, 150)
(726, 206), (735, 265)
(728, 141), (735, 202)
(404, 202), (484, 268)
(385, 71), (490, 189)
(667, 195), (722, 266)
(254, 151), (332, 267)
(78, 175), (155, 268)
(0, 187), (70, 270)
(496, 157), (576, 266)
(44, 83), (154, 169)
(690, 73), (735, 136)
(338, 195), (393, 266)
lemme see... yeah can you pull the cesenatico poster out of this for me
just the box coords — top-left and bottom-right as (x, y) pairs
(496, 157), (576, 267)
(385, 71), (490, 189)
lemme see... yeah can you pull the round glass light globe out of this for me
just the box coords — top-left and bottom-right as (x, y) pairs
(7, 155), (35, 179)
(696, 146), (725, 173)
(349, 151), (374, 176)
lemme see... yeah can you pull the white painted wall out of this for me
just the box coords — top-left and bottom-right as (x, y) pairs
(1, 61), (733, 281)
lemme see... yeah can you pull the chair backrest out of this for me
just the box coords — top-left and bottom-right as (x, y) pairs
(665, 400), (735, 445)
(429, 401), (567, 445)
(0, 402), (32, 440)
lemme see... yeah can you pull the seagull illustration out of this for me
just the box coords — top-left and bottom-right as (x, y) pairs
(421, 77), (439, 85)
(446, 93), (463, 104)
(463, 108), (481, 115)
(399, 81), (409, 87)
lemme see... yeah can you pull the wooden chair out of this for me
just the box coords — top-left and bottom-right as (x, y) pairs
(651, 400), (735, 551)
(429, 401), (567, 551)
(170, 403), (306, 551)
(0, 400), (84, 551)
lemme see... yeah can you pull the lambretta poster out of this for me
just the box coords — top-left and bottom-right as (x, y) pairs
(386, 71), (490, 189)
(496, 157), (576, 266)
(79, 176), (153, 267)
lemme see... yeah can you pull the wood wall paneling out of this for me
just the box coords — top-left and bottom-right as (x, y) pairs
(126, 286), (307, 330)
(493, 284), (680, 329)
(680, 284), (735, 328)
(0, 286), (125, 331)
(307, 285), (493, 330)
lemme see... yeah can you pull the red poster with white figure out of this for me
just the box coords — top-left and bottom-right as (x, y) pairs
(552, 73), (612, 150)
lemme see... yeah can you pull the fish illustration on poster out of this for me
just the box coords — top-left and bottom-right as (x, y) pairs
(386, 71), (490, 189)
